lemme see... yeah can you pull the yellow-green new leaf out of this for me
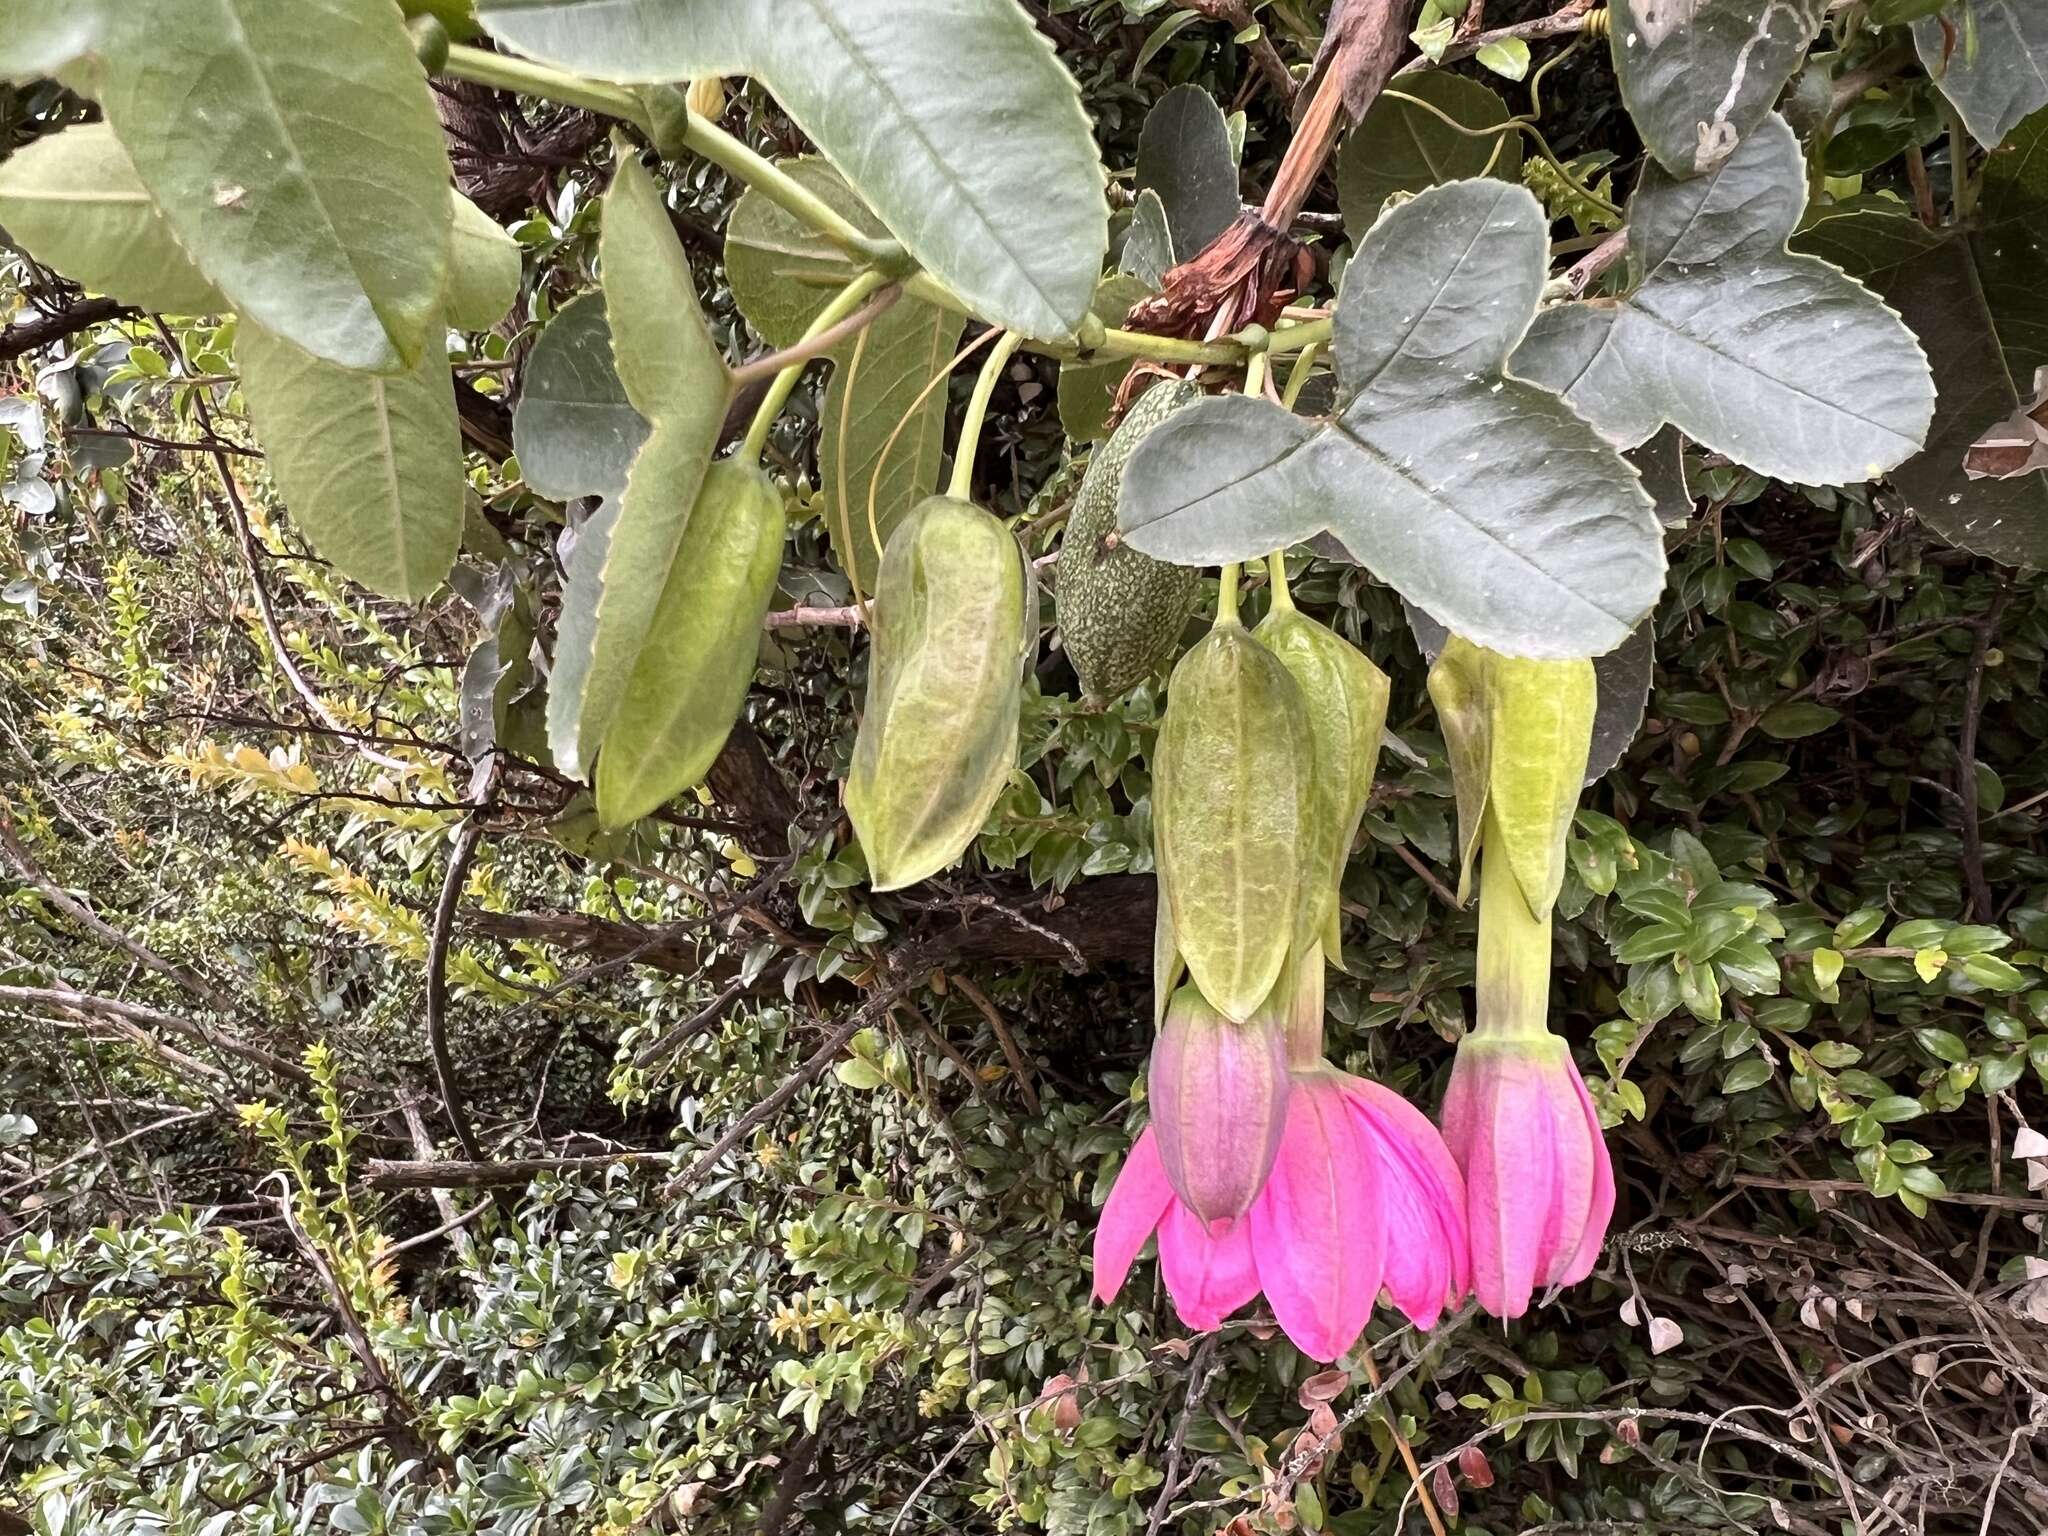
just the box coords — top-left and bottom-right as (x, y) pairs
(447, 194), (522, 331)
(236, 320), (463, 602)
(0, 124), (223, 314)
(1485, 654), (1597, 923)
(1427, 634), (1493, 906)
(546, 153), (733, 780)
(596, 462), (785, 828)
(97, 0), (453, 372)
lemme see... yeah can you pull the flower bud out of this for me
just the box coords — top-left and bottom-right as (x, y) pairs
(1149, 982), (1290, 1232)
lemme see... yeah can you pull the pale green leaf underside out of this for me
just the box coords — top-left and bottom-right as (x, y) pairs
(1513, 116), (1933, 488)
(545, 155), (733, 779)
(475, 0), (1107, 337)
(448, 194), (522, 331)
(1915, 1), (2048, 149)
(97, 0), (452, 373)
(1610, 0), (1825, 177)
(0, 123), (224, 314)
(236, 322), (463, 602)
(1119, 180), (1663, 661)
(0, 0), (104, 81)
(726, 158), (965, 594)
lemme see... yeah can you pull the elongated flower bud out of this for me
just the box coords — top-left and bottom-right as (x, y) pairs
(1149, 981), (1290, 1232)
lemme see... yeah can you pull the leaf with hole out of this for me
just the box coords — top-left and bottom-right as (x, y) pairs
(725, 157), (967, 599)
(1119, 180), (1663, 660)
(476, 0), (1107, 338)
(1514, 116), (1933, 487)
(95, 0), (452, 373)
(1609, 0), (1826, 176)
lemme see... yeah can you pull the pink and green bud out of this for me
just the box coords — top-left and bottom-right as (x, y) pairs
(1149, 981), (1290, 1233)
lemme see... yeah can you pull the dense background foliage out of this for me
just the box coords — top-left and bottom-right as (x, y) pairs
(3, 2), (2047, 1533)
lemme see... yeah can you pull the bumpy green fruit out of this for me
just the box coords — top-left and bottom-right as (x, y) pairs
(847, 496), (1029, 892)
(596, 461), (786, 829)
(1255, 608), (1390, 970)
(1154, 620), (1312, 1023)
(1058, 380), (1203, 702)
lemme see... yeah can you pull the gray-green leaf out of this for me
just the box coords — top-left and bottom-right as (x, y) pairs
(1337, 72), (1523, 235)
(1137, 83), (1240, 262)
(511, 292), (649, 505)
(448, 195), (522, 331)
(97, 0), (453, 373)
(0, 123), (223, 314)
(1514, 115), (1933, 487)
(1914, 1), (2048, 148)
(1119, 180), (1663, 660)
(1793, 112), (2048, 563)
(476, 0), (1107, 338)
(236, 321), (463, 602)
(1057, 275), (1156, 443)
(1610, 0), (1826, 176)
(1120, 189), (1176, 287)
(546, 155), (733, 779)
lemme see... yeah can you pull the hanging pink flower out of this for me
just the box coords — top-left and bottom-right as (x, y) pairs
(1149, 982), (1291, 1232)
(1439, 1032), (1615, 1319)
(1094, 1064), (1470, 1360)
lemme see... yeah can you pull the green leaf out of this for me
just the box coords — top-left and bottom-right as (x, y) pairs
(596, 463), (786, 827)
(1759, 701), (1841, 739)
(1337, 73), (1523, 234)
(725, 158), (967, 597)
(0, 123), (223, 314)
(236, 321), (463, 602)
(1137, 83), (1240, 264)
(1120, 189), (1176, 288)
(511, 293), (648, 504)
(1609, 0), (1826, 176)
(447, 194), (522, 331)
(1811, 948), (1845, 990)
(0, 0), (105, 80)
(1119, 181), (1663, 660)
(1475, 37), (1531, 81)
(1515, 116), (1934, 487)
(475, 0), (1108, 338)
(546, 155), (733, 780)
(1914, 2), (2048, 148)
(1722, 1057), (1772, 1093)
(1868, 1094), (1925, 1123)
(96, 0), (453, 372)
(1058, 276), (1156, 443)
(1914, 1027), (1971, 1064)
(1795, 114), (2048, 564)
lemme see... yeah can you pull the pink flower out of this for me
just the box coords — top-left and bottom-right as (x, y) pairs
(1439, 1033), (1615, 1319)
(1094, 1066), (1470, 1360)
(1149, 983), (1291, 1231)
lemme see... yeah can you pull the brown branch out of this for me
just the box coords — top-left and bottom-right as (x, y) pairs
(632, 977), (752, 1068)
(0, 812), (237, 1013)
(1395, 0), (1599, 74)
(426, 757), (502, 1164)
(763, 602), (868, 631)
(1562, 228), (1632, 297)
(1280, 0), (1419, 219)
(947, 973), (1040, 1114)
(363, 1151), (673, 1191)
(0, 983), (313, 1088)
(660, 977), (920, 1198)
(0, 297), (133, 363)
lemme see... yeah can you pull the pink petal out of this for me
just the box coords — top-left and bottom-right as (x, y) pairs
(1343, 1077), (1470, 1328)
(1250, 1075), (1382, 1361)
(1158, 1202), (1260, 1330)
(1094, 1128), (1173, 1304)
(1443, 1045), (1550, 1320)
(1551, 1055), (1616, 1288)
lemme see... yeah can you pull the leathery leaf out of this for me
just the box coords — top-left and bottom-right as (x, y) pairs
(1254, 609), (1390, 971)
(1154, 621), (1312, 1023)
(594, 462), (786, 829)
(847, 497), (1029, 892)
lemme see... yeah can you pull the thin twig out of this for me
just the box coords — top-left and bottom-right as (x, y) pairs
(0, 983), (311, 1086)
(426, 757), (502, 1164)
(363, 1151), (673, 1190)
(1956, 589), (2009, 923)
(763, 602), (868, 631)
(1397, 0), (1599, 73)
(1177, 0), (1298, 101)
(1146, 1335), (1222, 1536)
(728, 284), (902, 389)
(1394, 843), (1460, 908)
(947, 973), (1041, 1115)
